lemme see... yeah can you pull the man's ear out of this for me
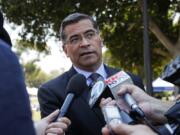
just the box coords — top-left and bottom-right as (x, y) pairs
(101, 42), (104, 48)
(100, 38), (104, 48)
(63, 45), (69, 57)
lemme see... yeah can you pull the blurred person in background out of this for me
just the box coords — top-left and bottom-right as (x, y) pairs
(0, 11), (71, 135)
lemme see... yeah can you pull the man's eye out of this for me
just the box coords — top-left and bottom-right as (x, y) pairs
(70, 37), (80, 44)
(86, 32), (95, 39)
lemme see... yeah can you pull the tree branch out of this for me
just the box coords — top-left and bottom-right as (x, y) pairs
(138, 0), (180, 57)
(149, 19), (180, 57)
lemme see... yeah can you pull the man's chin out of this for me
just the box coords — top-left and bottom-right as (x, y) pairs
(81, 58), (98, 65)
(80, 61), (101, 70)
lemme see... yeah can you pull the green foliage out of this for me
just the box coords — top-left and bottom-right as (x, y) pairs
(1, 0), (179, 79)
(17, 39), (49, 52)
(14, 41), (57, 88)
(23, 60), (57, 88)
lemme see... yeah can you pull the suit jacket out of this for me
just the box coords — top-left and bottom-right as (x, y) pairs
(38, 65), (144, 135)
(0, 39), (35, 135)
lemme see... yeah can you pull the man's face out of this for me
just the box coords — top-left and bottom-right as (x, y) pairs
(63, 19), (103, 71)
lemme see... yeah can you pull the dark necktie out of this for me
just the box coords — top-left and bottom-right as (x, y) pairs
(82, 73), (101, 102)
(87, 73), (102, 102)
(89, 73), (101, 88)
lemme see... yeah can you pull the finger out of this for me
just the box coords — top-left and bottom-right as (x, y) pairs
(57, 117), (71, 126)
(117, 84), (137, 96)
(100, 98), (106, 107)
(100, 97), (113, 107)
(46, 127), (64, 135)
(46, 122), (68, 131)
(110, 123), (132, 135)
(106, 100), (116, 106)
(46, 133), (57, 135)
(101, 126), (110, 135)
(45, 109), (60, 123)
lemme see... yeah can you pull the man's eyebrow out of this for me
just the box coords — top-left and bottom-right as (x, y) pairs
(69, 34), (79, 39)
(69, 29), (95, 39)
(84, 29), (95, 34)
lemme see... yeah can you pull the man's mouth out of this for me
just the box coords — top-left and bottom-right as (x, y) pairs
(80, 51), (94, 56)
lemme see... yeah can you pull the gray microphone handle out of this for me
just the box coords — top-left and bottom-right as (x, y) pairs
(124, 93), (138, 109)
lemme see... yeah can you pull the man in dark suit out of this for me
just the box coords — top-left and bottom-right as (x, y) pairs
(38, 13), (144, 135)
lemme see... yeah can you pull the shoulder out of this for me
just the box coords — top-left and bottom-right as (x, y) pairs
(0, 39), (19, 67)
(0, 39), (24, 81)
(40, 66), (77, 89)
(39, 71), (69, 92)
(38, 67), (77, 97)
(37, 71), (71, 111)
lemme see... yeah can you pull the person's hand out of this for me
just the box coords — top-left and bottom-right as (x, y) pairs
(45, 117), (71, 135)
(34, 109), (71, 135)
(117, 84), (174, 123)
(100, 97), (116, 108)
(175, 94), (180, 100)
(102, 123), (157, 135)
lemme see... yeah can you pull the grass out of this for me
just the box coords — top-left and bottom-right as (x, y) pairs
(29, 96), (41, 121)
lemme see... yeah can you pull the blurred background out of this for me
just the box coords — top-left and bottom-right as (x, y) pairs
(0, 0), (179, 121)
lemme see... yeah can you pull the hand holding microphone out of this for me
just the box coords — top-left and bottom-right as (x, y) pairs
(102, 71), (160, 134)
(100, 71), (177, 135)
(100, 97), (157, 135)
(102, 123), (158, 135)
(101, 85), (178, 135)
(117, 84), (174, 124)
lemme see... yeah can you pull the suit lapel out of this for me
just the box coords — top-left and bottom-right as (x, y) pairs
(70, 94), (104, 135)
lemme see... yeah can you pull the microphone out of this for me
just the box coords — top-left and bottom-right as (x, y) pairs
(89, 80), (113, 108)
(55, 73), (87, 120)
(88, 71), (135, 108)
(105, 71), (145, 118)
(89, 80), (106, 108)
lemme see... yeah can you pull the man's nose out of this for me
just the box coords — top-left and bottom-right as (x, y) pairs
(80, 36), (90, 47)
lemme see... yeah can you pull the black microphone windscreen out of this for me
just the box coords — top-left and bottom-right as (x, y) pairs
(66, 73), (87, 96)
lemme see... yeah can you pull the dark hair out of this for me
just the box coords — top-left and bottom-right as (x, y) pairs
(0, 11), (12, 47)
(60, 13), (99, 44)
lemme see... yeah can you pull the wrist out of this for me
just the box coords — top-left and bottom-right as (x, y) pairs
(34, 122), (39, 135)
(150, 98), (174, 123)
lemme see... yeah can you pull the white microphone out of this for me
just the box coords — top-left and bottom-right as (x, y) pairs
(89, 80), (107, 108)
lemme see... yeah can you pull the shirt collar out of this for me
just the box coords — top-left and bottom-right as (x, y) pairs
(73, 63), (107, 80)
